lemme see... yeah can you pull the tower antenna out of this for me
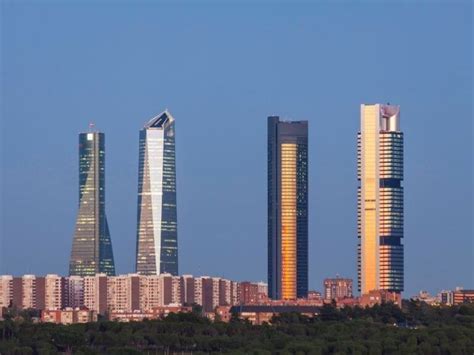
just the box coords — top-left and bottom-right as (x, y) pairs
(89, 122), (95, 132)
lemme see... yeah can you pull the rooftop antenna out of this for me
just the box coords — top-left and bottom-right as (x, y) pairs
(88, 122), (95, 132)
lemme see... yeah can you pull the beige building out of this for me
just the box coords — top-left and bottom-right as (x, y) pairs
(45, 274), (62, 310)
(107, 274), (140, 312)
(171, 275), (182, 304)
(139, 275), (162, 311)
(323, 277), (353, 300)
(22, 275), (37, 309)
(0, 275), (13, 308)
(0, 273), (264, 321)
(358, 104), (404, 295)
(107, 275), (132, 312)
(83, 274), (108, 314)
(42, 308), (97, 324)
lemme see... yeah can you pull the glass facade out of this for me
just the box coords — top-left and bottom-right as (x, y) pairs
(268, 117), (308, 300)
(69, 132), (115, 276)
(135, 110), (178, 276)
(358, 104), (404, 294)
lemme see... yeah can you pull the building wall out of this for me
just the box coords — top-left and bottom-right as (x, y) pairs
(22, 275), (36, 309)
(240, 282), (259, 304)
(268, 116), (308, 300)
(182, 275), (194, 305)
(323, 278), (353, 300)
(70, 132), (115, 277)
(12, 277), (23, 308)
(0, 276), (13, 308)
(358, 104), (403, 295)
(83, 274), (108, 314)
(202, 278), (214, 312)
(45, 275), (62, 310)
(0, 274), (266, 317)
(136, 111), (178, 276)
(65, 276), (84, 309)
(139, 275), (162, 310)
(453, 290), (474, 305)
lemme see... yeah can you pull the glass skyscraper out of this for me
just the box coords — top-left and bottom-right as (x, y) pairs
(268, 116), (308, 300)
(135, 110), (178, 276)
(358, 104), (404, 295)
(69, 131), (115, 276)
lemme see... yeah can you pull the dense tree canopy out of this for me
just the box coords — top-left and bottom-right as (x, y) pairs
(0, 301), (473, 354)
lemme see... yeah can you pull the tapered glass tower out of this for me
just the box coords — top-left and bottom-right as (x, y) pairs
(268, 116), (308, 300)
(69, 131), (115, 276)
(358, 104), (404, 295)
(135, 110), (178, 275)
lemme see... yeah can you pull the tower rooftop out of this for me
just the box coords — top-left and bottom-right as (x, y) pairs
(145, 109), (175, 128)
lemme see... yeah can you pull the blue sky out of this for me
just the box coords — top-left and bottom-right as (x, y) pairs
(1, 1), (472, 296)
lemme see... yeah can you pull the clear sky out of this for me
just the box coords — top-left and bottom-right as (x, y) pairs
(1, 1), (472, 297)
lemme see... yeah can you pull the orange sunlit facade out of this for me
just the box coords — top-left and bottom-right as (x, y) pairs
(280, 143), (297, 300)
(360, 105), (379, 293)
(268, 117), (308, 300)
(358, 104), (404, 296)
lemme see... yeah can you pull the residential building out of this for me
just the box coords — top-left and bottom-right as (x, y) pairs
(0, 275), (12, 308)
(182, 274), (195, 305)
(439, 290), (454, 306)
(109, 305), (192, 322)
(45, 274), (62, 310)
(240, 281), (259, 304)
(323, 277), (353, 300)
(83, 273), (108, 314)
(307, 291), (322, 301)
(107, 274), (140, 312)
(42, 308), (97, 324)
(64, 276), (84, 309)
(21, 275), (37, 309)
(453, 289), (474, 305)
(139, 275), (162, 311)
(229, 305), (320, 325)
(359, 289), (402, 307)
(257, 282), (268, 297)
(412, 290), (438, 305)
(0, 274), (265, 319)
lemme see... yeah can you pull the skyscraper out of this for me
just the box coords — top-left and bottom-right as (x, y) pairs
(135, 110), (178, 276)
(70, 131), (115, 276)
(358, 104), (404, 295)
(268, 116), (308, 300)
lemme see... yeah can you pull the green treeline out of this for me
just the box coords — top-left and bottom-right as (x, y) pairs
(0, 301), (473, 354)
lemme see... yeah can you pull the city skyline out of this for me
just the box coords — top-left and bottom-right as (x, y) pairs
(1, 2), (472, 296)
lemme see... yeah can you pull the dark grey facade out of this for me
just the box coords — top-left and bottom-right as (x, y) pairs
(69, 132), (115, 276)
(268, 116), (308, 300)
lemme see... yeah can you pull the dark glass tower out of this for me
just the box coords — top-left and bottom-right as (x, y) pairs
(268, 116), (308, 300)
(69, 131), (115, 276)
(135, 110), (178, 275)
